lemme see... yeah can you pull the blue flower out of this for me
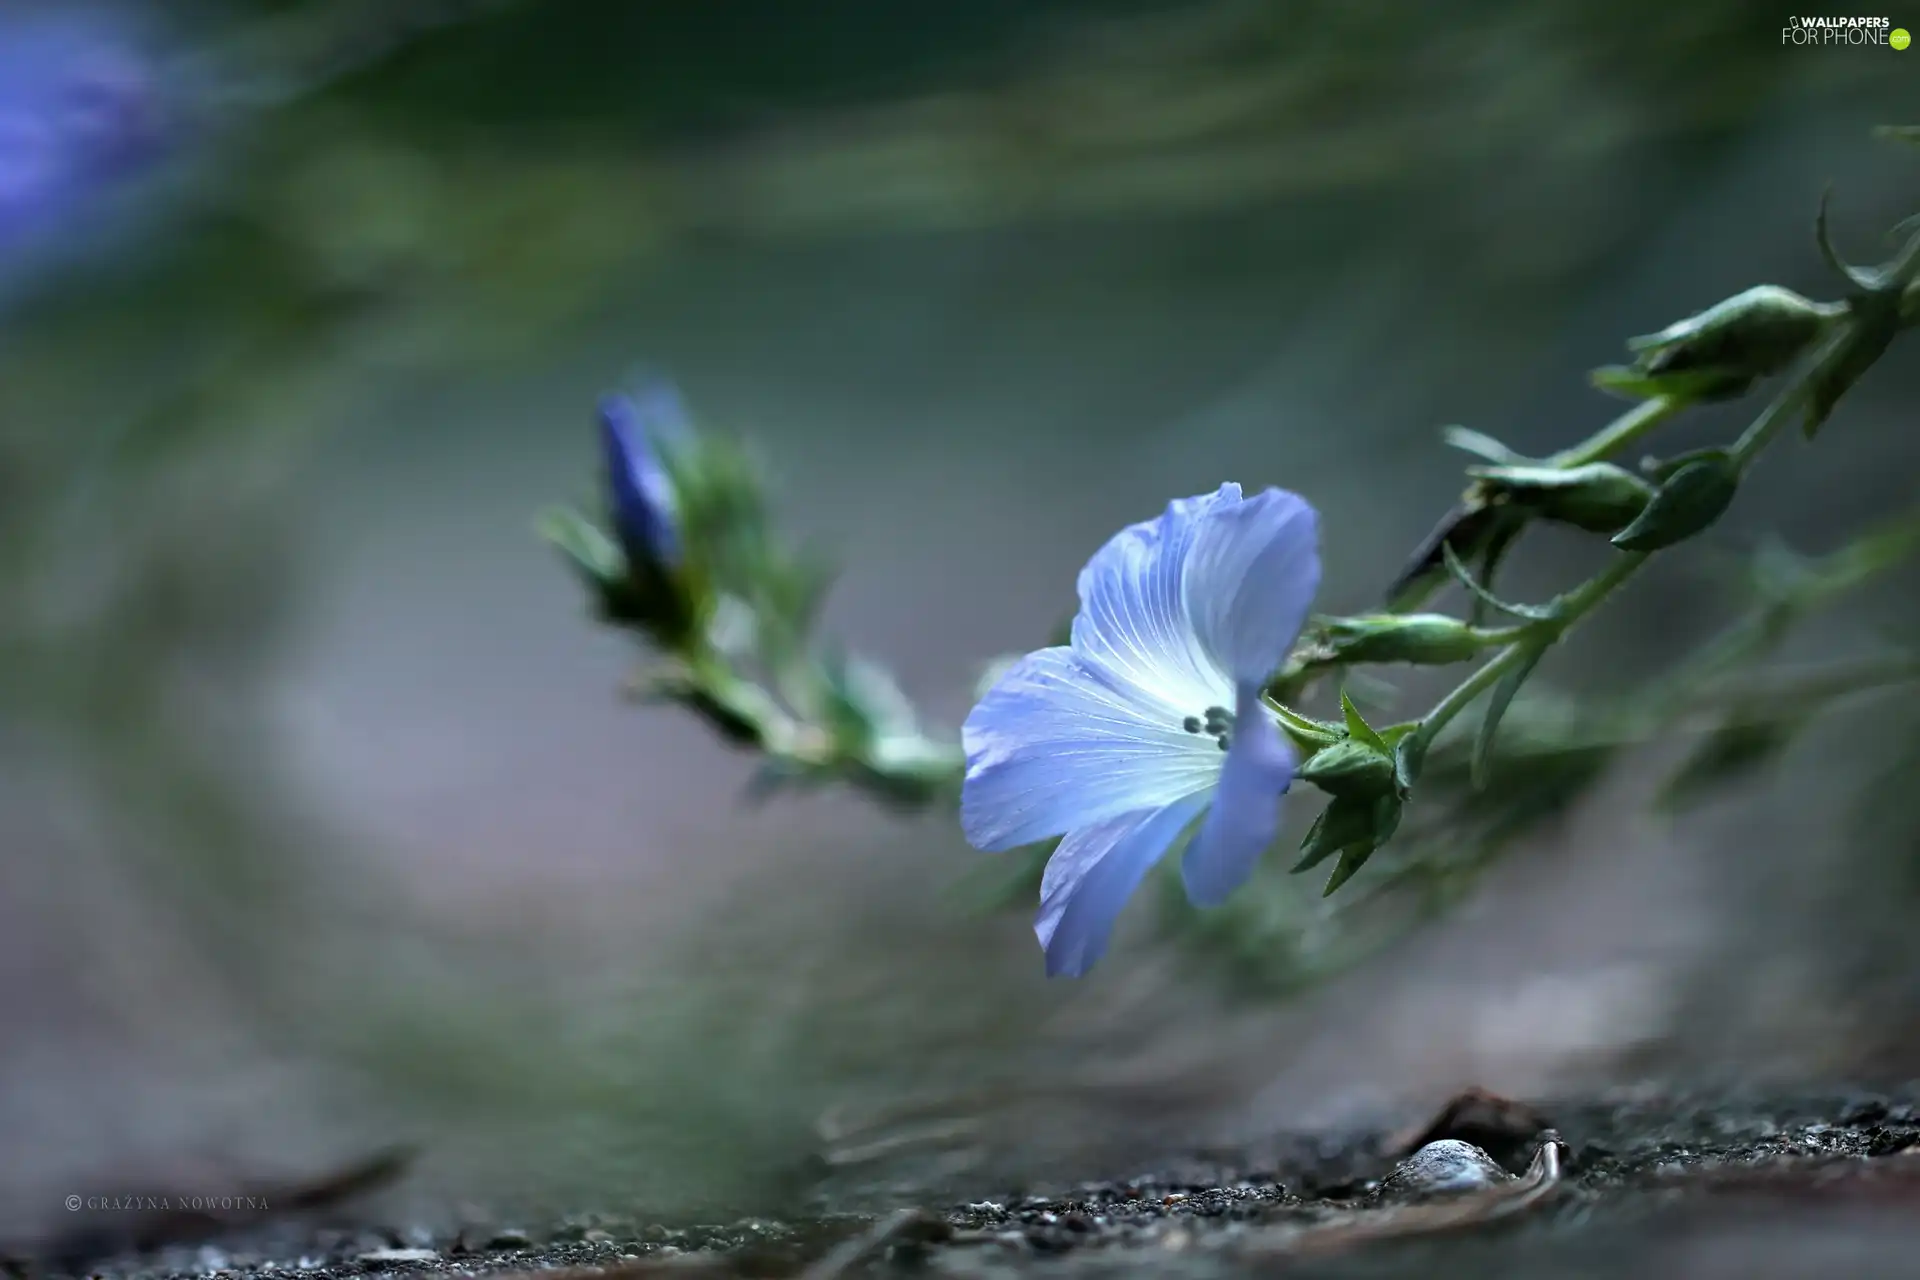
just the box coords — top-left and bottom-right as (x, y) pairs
(962, 484), (1322, 977)
(0, 10), (166, 256)
(599, 381), (688, 570)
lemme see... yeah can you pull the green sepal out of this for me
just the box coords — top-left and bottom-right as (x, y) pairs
(1611, 451), (1739, 552)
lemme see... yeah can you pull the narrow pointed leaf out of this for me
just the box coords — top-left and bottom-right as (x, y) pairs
(1472, 645), (1547, 790)
(1612, 453), (1739, 552)
(1468, 521), (1524, 628)
(1291, 806), (1339, 873)
(1323, 846), (1373, 896)
(1815, 187), (1879, 293)
(1342, 688), (1389, 753)
(1441, 426), (1525, 464)
(1591, 364), (1737, 403)
(538, 506), (625, 583)
(1441, 541), (1557, 621)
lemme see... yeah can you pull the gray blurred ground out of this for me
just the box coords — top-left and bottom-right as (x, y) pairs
(1, 0), (1918, 1259)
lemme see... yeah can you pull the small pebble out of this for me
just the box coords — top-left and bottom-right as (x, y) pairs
(484, 1229), (534, 1250)
(358, 1248), (439, 1265)
(1371, 1139), (1514, 1202)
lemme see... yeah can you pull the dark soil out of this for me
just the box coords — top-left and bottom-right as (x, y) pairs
(15, 1090), (1920, 1280)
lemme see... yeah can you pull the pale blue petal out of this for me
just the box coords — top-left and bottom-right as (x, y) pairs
(961, 647), (1223, 851)
(1183, 488), (1321, 685)
(1036, 793), (1210, 978)
(1181, 681), (1294, 907)
(1070, 485), (1241, 706)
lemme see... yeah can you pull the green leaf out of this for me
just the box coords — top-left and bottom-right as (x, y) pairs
(1467, 519), (1525, 628)
(1814, 187), (1881, 295)
(1385, 501), (1523, 613)
(1323, 849), (1369, 896)
(1292, 794), (1401, 884)
(537, 505), (625, 583)
(1472, 646), (1546, 790)
(1440, 425), (1525, 464)
(1321, 797), (1400, 896)
(1640, 445), (1734, 484)
(1611, 451), (1739, 552)
(1440, 541), (1558, 622)
(1270, 699), (1344, 751)
(1590, 364), (1739, 403)
(1342, 688), (1389, 752)
(1290, 804), (1343, 873)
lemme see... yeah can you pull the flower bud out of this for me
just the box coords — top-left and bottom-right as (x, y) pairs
(1469, 462), (1655, 535)
(1314, 613), (1487, 666)
(1298, 738), (1396, 799)
(600, 383), (687, 570)
(1627, 285), (1838, 400)
(1610, 452), (1739, 552)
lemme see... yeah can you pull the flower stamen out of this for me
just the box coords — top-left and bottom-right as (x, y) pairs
(1182, 704), (1236, 751)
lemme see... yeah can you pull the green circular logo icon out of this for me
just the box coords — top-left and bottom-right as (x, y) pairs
(1894, 27), (1912, 49)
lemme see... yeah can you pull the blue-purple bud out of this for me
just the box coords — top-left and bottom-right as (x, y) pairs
(599, 386), (685, 570)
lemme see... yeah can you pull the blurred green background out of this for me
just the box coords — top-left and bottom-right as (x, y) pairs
(1, 0), (1917, 1239)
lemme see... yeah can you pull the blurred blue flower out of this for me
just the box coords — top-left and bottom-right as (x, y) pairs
(962, 484), (1321, 977)
(599, 382), (688, 570)
(0, 8), (167, 255)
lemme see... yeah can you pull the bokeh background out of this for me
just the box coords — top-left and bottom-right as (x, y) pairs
(2, 0), (1917, 1244)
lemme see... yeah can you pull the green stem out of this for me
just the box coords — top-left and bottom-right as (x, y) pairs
(1412, 550), (1650, 752)
(1730, 324), (1850, 470)
(1406, 307), (1889, 778)
(1414, 642), (1530, 744)
(1547, 394), (1684, 469)
(1471, 623), (1537, 647)
(1552, 548), (1649, 618)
